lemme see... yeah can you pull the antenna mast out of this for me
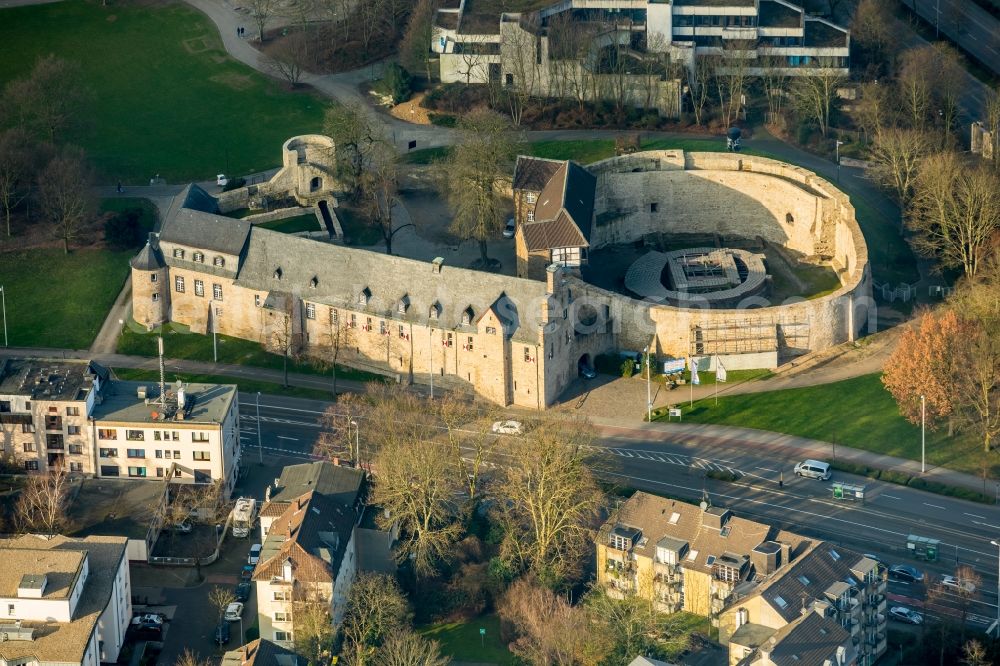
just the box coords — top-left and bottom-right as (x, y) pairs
(157, 336), (166, 408)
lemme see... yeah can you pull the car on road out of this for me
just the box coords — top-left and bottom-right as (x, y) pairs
(217, 174), (229, 188)
(491, 420), (523, 435)
(235, 581), (251, 603)
(248, 543), (262, 566)
(215, 619), (231, 645)
(889, 606), (923, 625)
(240, 564), (255, 581)
(503, 217), (516, 239)
(793, 459), (832, 481)
(888, 564), (924, 583)
(940, 575), (976, 594)
(224, 602), (244, 622)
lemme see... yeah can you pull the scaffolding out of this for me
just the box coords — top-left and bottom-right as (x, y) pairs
(690, 315), (809, 356)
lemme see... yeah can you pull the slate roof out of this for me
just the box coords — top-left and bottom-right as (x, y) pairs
(221, 639), (298, 666)
(233, 227), (549, 343)
(354, 527), (396, 573)
(0, 535), (127, 666)
(766, 611), (852, 666)
(522, 161), (596, 252)
(254, 491), (357, 585)
(513, 155), (563, 191)
(131, 234), (164, 271)
(263, 462), (364, 514)
(758, 542), (877, 623)
(159, 184), (252, 257)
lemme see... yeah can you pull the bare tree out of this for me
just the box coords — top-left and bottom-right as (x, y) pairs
(898, 46), (936, 130)
(789, 69), (843, 137)
(498, 578), (597, 666)
(0, 128), (41, 236)
(713, 39), (756, 128)
(930, 44), (965, 148)
(249, 0), (279, 41)
(688, 56), (714, 126)
(36, 147), (96, 253)
(492, 422), (604, 586)
(375, 631), (450, 666)
(266, 33), (310, 88)
(759, 55), (789, 123)
(399, 0), (437, 81)
(435, 396), (500, 502)
(355, 0), (387, 57)
(2, 55), (88, 143)
(175, 649), (211, 666)
(850, 0), (892, 67)
(866, 127), (931, 210)
(360, 141), (411, 255)
(341, 573), (411, 666)
(984, 86), (1000, 164)
(854, 81), (895, 141)
(438, 109), (518, 268)
(208, 586), (236, 621)
(315, 307), (357, 400)
(15, 468), (71, 534)
(953, 318), (1000, 453)
(322, 102), (384, 199)
(293, 588), (335, 666)
(962, 639), (990, 666)
(502, 23), (543, 126)
(908, 154), (1000, 277)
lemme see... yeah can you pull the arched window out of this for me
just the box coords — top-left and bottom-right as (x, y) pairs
(429, 302), (441, 320)
(274, 267), (283, 280)
(310, 177), (322, 192)
(358, 288), (371, 306)
(462, 306), (475, 326)
(310, 276), (318, 289)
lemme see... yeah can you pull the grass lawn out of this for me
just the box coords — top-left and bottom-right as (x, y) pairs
(0, 248), (132, 348)
(655, 373), (991, 477)
(0, 1), (324, 183)
(111, 367), (336, 402)
(256, 214), (321, 234)
(420, 614), (514, 665)
(99, 197), (160, 231)
(117, 321), (381, 383)
(336, 207), (383, 246)
(849, 194), (919, 284)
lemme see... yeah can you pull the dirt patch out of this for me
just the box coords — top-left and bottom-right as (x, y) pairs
(209, 72), (255, 91)
(389, 93), (433, 124)
(106, 14), (117, 22)
(182, 35), (212, 54)
(210, 54), (229, 64)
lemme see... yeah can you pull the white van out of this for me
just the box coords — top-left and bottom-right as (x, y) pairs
(794, 459), (832, 481)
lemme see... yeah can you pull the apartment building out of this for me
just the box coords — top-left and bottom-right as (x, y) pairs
(0, 359), (241, 493)
(0, 534), (131, 666)
(433, 0), (849, 95)
(258, 461), (365, 539)
(222, 639), (299, 666)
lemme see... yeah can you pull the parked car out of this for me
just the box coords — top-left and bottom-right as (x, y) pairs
(224, 602), (244, 622)
(216, 174), (229, 188)
(491, 420), (523, 435)
(131, 613), (164, 626)
(793, 459), (832, 481)
(503, 217), (516, 239)
(234, 581), (251, 603)
(889, 606), (923, 625)
(940, 575), (976, 594)
(215, 619), (231, 645)
(240, 564), (255, 581)
(888, 564), (924, 583)
(578, 359), (597, 379)
(133, 623), (163, 639)
(248, 543), (262, 566)
(173, 519), (193, 534)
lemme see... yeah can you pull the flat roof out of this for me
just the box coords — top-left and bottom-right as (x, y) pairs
(70, 478), (166, 540)
(0, 359), (102, 402)
(91, 380), (237, 426)
(0, 549), (84, 599)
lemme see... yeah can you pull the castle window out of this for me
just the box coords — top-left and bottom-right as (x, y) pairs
(397, 294), (410, 314)
(524, 346), (531, 362)
(527, 210), (534, 223)
(786, 213), (794, 225)
(446, 332), (453, 347)
(214, 256), (225, 267)
(462, 306), (474, 326)
(152, 293), (159, 302)
(193, 252), (204, 263)
(213, 284), (223, 300)
(310, 276), (318, 288)
(466, 336), (474, 351)
(306, 303), (316, 320)
(650, 202), (658, 213)
(274, 268), (283, 280)
(173, 249), (184, 259)
(174, 276), (185, 293)
(379, 320), (387, 335)
(349, 313), (357, 328)
(150, 274), (157, 283)
(255, 294), (262, 307)
(358, 288), (371, 306)
(398, 324), (406, 338)
(194, 279), (204, 297)
(330, 308), (338, 325)
(486, 326), (497, 335)
(429, 302), (441, 319)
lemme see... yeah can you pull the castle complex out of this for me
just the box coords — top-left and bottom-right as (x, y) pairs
(130, 138), (872, 409)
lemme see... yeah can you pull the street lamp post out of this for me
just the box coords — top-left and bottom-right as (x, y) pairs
(0, 285), (7, 347)
(990, 540), (1000, 638)
(644, 346), (652, 422)
(921, 394), (926, 474)
(255, 392), (263, 465)
(835, 140), (844, 183)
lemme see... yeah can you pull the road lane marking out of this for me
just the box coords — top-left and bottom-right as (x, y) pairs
(965, 513), (986, 519)
(882, 494), (901, 500)
(755, 466), (777, 473)
(923, 502), (946, 509)
(277, 436), (299, 441)
(973, 521), (1000, 531)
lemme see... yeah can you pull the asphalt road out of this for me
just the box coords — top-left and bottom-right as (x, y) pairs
(234, 393), (1000, 632)
(905, 0), (1000, 76)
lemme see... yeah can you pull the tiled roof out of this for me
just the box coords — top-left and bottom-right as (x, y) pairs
(268, 462), (364, 507)
(254, 492), (357, 585)
(0, 535), (127, 666)
(159, 184), (252, 257)
(222, 638), (298, 666)
(513, 156), (563, 191)
(766, 611), (852, 666)
(523, 160), (596, 252)
(521, 210), (589, 252)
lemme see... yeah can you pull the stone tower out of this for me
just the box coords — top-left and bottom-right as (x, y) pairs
(130, 233), (169, 329)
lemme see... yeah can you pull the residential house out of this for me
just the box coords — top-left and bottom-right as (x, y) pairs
(221, 638), (299, 666)
(259, 461), (365, 539)
(0, 534), (131, 666)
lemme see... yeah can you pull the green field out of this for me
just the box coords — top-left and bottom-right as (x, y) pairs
(99, 197), (160, 231)
(849, 194), (920, 284)
(111, 367), (337, 402)
(256, 214), (320, 234)
(0, 248), (132, 349)
(655, 374), (990, 477)
(420, 614), (514, 665)
(117, 320), (381, 384)
(0, 1), (324, 183)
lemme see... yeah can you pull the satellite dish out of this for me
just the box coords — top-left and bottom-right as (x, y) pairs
(699, 500), (708, 511)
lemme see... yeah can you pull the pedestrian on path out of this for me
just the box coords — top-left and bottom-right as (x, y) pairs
(116, 181), (123, 194)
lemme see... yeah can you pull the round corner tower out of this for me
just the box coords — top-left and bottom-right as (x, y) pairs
(130, 233), (169, 328)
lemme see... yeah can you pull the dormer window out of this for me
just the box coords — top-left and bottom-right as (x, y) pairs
(310, 276), (318, 289)
(525, 192), (537, 204)
(461, 306), (474, 326)
(214, 256), (225, 267)
(358, 288), (371, 306)
(274, 268), (283, 280)
(173, 248), (185, 259)
(193, 251), (204, 263)
(429, 302), (441, 320)
(397, 294), (410, 314)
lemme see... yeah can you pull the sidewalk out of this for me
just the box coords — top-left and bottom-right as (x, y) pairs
(589, 417), (994, 496)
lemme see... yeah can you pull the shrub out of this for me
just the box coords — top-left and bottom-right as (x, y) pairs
(428, 113), (457, 127)
(620, 358), (635, 378)
(878, 470), (913, 486)
(103, 208), (143, 250)
(383, 63), (412, 104)
(706, 469), (740, 483)
(826, 460), (874, 478)
(907, 477), (991, 503)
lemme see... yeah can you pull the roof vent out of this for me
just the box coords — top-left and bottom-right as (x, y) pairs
(0, 621), (34, 642)
(431, 257), (444, 274)
(16, 574), (46, 599)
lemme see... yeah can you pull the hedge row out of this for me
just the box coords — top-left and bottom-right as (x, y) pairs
(826, 460), (992, 504)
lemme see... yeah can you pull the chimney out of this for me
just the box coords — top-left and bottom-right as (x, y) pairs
(836, 645), (847, 666)
(546, 263), (561, 293)
(431, 257), (444, 274)
(780, 542), (791, 569)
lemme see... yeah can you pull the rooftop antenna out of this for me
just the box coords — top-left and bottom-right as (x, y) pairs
(157, 336), (166, 408)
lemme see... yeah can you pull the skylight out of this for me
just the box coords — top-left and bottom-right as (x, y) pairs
(829, 549), (841, 561)
(797, 575), (811, 586)
(706, 555), (717, 566)
(774, 596), (788, 609)
(720, 526), (731, 537)
(669, 512), (680, 525)
(687, 549), (699, 561)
